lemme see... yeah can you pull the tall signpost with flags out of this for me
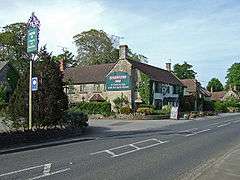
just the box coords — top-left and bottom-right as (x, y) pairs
(27, 12), (40, 130)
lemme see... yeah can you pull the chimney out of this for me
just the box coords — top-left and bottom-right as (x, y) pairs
(119, 45), (128, 59)
(210, 86), (213, 93)
(59, 59), (64, 72)
(234, 85), (237, 91)
(166, 62), (171, 71)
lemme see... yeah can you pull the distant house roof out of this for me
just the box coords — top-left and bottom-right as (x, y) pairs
(63, 63), (116, 84)
(200, 87), (211, 97)
(181, 79), (198, 94)
(211, 91), (225, 101)
(128, 60), (184, 86)
(63, 60), (184, 86)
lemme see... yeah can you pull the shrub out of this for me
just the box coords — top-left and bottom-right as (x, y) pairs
(160, 105), (171, 115)
(120, 106), (132, 114)
(63, 111), (88, 128)
(69, 101), (111, 116)
(138, 104), (155, 109)
(213, 101), (228, 112)
(113, 94), (129, 112)
(137, 107), (154, 115)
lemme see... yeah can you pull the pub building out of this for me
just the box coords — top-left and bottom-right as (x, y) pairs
(63, 45), (185, 111)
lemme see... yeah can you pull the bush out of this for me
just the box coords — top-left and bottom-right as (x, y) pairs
(63, 111), (88, 128)
(120, 106), (132, 114)
(137, 107), (154, 115)
(213, 101), (228, 112)
(160, 105), (171, 115)
(69, 101), (111, 116)
(138, 104), (155, 109)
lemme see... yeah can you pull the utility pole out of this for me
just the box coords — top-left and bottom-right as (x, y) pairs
(27, 12), (40, 130)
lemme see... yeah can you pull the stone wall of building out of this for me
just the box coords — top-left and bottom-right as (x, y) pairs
(106, 59), (134, 110)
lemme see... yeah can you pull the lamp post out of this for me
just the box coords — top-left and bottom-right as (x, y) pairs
(27, 12), (40, 130)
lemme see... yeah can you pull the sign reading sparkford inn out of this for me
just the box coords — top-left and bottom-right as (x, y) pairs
(27, 27), (38, 53)
(106, 72), (131, 91)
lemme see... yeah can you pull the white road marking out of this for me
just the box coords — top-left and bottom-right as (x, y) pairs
(185, 129), (211, 137)
(43, 163), (51, 175)
(217, 122), (231, 128)
(178, 128), (198, 133)
(206, 122), (223, 127)
(234, 120), (240, 123)
(91, 138), (168, 158)
(27, 168), (70, 180)
(0, 164), (44, 177)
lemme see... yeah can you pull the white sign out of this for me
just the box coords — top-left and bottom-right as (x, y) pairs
(170, 106), (179, 119)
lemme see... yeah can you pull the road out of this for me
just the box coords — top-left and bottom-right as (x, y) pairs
(0, 114), (240, 180)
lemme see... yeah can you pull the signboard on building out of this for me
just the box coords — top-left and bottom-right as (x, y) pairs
(27, 27), (38, 53)
(106, 72), (130, 91)
(170, 106), (179, 119)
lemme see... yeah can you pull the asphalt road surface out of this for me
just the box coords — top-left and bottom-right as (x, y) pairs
(1, 114), (240, 180)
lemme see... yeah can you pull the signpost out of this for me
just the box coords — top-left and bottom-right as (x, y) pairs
(27, 12), (40, 130)
(106, 72), (130, 91)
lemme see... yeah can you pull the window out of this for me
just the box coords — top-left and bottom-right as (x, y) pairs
(68, 85), (75, 94)
(79, 84), (85, 92)
(94, 84), (100, 92)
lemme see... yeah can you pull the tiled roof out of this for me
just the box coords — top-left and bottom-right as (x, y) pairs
(180, 79), (198, 93)
(211, 91), (225, 101)
(63, 63), (116, 84)
(128, 60), (184, 86)
(64, 60), (184, 86)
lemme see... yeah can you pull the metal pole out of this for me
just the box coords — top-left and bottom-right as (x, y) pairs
(29, 58), (32, 130)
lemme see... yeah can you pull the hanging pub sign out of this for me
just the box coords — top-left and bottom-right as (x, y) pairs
(106, 72), (131, 91)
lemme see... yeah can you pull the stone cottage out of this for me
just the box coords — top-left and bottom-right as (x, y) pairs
(63, 45), (185, 110)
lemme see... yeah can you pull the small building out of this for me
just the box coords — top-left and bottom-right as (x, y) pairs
(63, 45), (185, 110)
(181, 79), (211, 111)
(211, 89), (240, 101)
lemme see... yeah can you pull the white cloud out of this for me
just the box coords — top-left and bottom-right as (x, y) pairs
(0, 0), (105, 54)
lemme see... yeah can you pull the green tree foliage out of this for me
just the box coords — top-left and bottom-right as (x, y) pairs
(8, 47), (68, 129)
(8, 71), (29, 129)
(52, 48), (76, 67)
(0, 23), (30, 72)
(0, 85), (7, 104)
(173, 61), (197, 79)
(226, 63), (240, 88)
(73, 29), (147, 66)
(139, 72), (151, 105)
(207, 78), (224, 92)
(73, 29), (119, 66)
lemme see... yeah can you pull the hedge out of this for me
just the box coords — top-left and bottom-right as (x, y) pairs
(69, 101), (112, 116)
(63, 111), (88, 128)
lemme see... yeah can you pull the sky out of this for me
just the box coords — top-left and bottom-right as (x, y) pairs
(1, 0), (240, 87)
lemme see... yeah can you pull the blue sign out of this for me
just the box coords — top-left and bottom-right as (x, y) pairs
(32, 77), (38, 91)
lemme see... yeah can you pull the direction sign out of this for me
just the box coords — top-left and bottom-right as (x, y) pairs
(32, 77), (38, 91)
(27, 27), (38, 53)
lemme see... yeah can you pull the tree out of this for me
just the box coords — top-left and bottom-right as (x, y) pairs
(207, 78), (224, 92)
(52, 48), (76, 67)
(0, 22), (30, 72)
(73, 29), (119, 66)
(173, 61), (197, 79)
(8, 46), (68, 129)
(226, 63), (240, 88)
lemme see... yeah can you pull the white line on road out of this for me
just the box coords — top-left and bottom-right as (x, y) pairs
(185, 129), (211, 137)
(234, 120), (240, 123)
(217, 122), (231, 128)
(91, 138), (168, 158)
(27, 168), (70, 180)
(0, 164), (44, 177)
(43, 163), (51, 175)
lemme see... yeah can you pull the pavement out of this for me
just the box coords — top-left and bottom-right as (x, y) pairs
(0, 113), (240, 180)
(196, 145), (240, 180)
